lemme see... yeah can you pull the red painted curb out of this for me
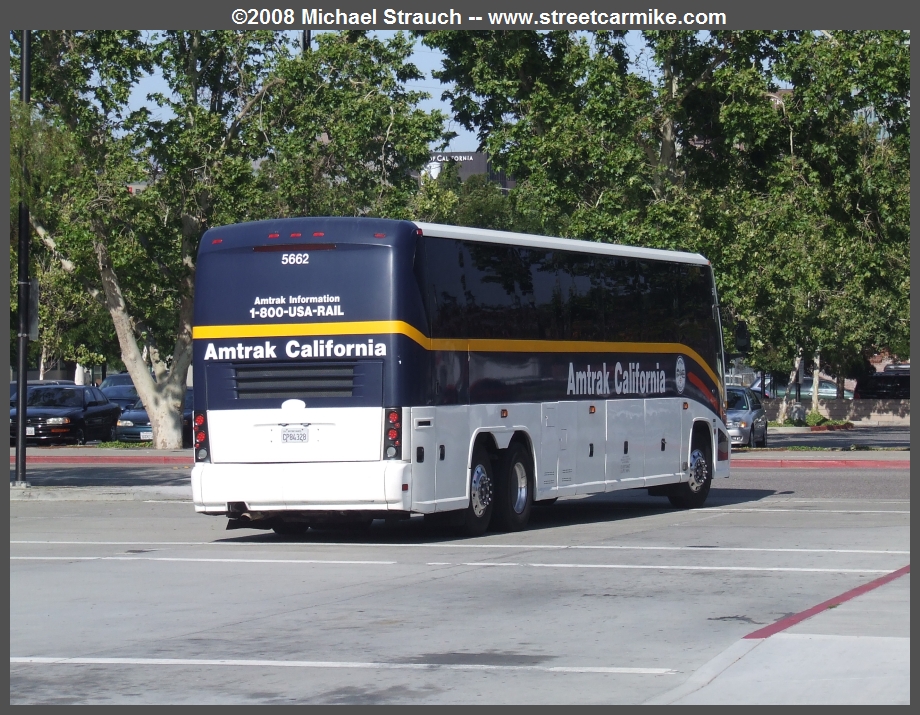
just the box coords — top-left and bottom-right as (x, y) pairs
(733, 459), (910, 469)
(9, 455), (191, 466)
(744, 564), (911, 640)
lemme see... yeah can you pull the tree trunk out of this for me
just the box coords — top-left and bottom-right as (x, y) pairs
(776, 353), (802, 424)
(39, 344), (47, 380)
(93, 239), (189, 449)
(811, 352), (821, 414)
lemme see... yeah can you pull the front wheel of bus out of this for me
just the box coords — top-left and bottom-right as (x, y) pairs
(668, 444), (712, 509)
(493, 442), (533, 532)
(462, 446), (494, 536)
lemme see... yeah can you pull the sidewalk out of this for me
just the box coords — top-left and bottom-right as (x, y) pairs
(648, 567), (911, 704)
(731, 449), (910, 470)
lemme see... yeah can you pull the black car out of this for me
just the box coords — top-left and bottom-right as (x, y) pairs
(10, 385), (122, 445)
(116, 388), (194, 447)
(9, 379), (76, 401)
(854, 371), (910, 399)
(101, 384), (140, 411)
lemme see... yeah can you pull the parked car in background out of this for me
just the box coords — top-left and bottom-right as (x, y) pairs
(768, 376), (853, 400)
(100, 372), (135, 389)
(116, 388), (194, 446)
(725, 386), (768, 448)
(748, 375), (773, 399)
(854, 371), (910, 399)
(101, 384), (140, 411)
(10, 379), (76, 402)
(9, 385), (121, 445)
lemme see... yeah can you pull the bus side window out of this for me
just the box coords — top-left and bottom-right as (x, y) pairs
(464, 243), (525, 340)
(426, 237), (468, 339)
(602, 257), (641, 343)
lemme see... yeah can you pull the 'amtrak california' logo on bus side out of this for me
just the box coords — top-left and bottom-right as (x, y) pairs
(675, 356), (686, 394)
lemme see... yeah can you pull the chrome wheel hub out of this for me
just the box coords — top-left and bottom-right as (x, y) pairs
(471, 463), (493, 517)
(687, 448), (710, 493)
(511, 461), (528, 514)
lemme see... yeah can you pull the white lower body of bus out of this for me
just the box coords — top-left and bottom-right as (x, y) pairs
(192, 399), (729, 528)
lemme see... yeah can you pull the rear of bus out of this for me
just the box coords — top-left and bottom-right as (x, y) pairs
(190, 217), (428, 525)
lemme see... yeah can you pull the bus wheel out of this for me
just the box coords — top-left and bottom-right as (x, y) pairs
(668, 444), (712, 509)
(493, 442), (533, 532)
(462, 445), (494, 536)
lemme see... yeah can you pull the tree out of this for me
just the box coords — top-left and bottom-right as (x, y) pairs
(11, 30), (452, 447)
(259, 31), (449, 219)
(420, 30), (910, 375)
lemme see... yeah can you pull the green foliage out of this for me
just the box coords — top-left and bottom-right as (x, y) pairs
(420, 29), (910, 371)
(9, 30), (450, 447)
(805, 411), (825, 427)
(260, 31), (450, 219)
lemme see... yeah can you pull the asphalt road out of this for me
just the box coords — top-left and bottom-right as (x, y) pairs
(10, 466), (910, 704)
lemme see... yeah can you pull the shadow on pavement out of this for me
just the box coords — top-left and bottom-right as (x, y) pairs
(214, 486), (777, 545)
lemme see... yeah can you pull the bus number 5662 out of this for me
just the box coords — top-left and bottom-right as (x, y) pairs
(281, 253), (309, 265)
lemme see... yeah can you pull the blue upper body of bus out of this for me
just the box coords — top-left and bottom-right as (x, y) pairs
(193, 217), (724, 418)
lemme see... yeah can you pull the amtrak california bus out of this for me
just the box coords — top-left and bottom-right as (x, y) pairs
(190, 217), (730, 534)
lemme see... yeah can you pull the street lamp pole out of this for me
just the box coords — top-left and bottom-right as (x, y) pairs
(14, 29), (32, 488)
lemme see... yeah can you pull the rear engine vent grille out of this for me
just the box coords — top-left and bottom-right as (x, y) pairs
(233, 363), (355, 399)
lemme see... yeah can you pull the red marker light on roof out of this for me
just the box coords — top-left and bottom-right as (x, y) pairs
(374, 233), (386, 238)
(313, 232), (325, 237)
(268, 233), (280, 239)
(415, 229), (423, 236)
(290, 233), (302, 238)
(211, 238), (223, 245)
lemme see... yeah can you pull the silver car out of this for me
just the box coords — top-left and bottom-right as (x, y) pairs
(726, 386), (768, 448)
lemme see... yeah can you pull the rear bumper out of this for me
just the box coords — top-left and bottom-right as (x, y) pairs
(192, 460), (412, 514)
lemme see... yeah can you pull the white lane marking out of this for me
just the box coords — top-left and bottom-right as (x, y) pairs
(522, 564), (889, 573)
(9, 556), (889, 573)
(10, 557), (395, 565)
(9, 656), (675, 675)
(706, 508), (909, 514)
(9, 541), (910, 555)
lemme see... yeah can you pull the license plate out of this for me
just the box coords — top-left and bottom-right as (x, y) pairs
(282, 428), (308, 444)
(26, 427), (34, 436)
(140, 431), (153, 440)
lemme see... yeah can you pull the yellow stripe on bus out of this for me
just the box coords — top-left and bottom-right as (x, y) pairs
(192, 321), (722, 388)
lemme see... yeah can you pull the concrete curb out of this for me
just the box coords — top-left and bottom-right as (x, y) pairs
(644, 639), (763, 705)
(9, 485), (192, 501)
(732, 459), (910, 469)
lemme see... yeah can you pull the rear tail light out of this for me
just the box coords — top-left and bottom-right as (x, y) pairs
(384, 408), (401, 459)
(193, 411), (211, 462)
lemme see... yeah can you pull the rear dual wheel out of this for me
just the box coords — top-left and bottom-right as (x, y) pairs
(492, 442), (534, 532)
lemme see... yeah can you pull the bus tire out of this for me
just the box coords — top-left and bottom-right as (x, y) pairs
(493, 442), (533, 532)
(462, 445), (495, 536)
(668, 441), (712, 509)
